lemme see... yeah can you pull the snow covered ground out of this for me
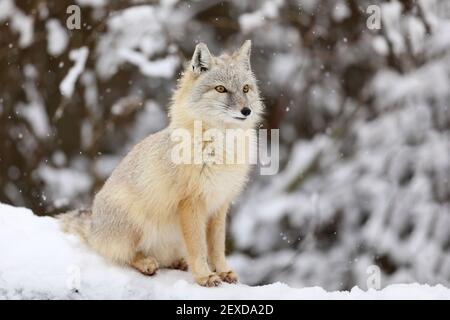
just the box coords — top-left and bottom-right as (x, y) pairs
(0, 203), (449, 300)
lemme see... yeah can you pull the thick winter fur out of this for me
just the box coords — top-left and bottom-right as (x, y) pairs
(59, 41), (263, 287)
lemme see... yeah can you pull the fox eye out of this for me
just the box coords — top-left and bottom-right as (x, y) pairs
(215, 85), (227, 93)
(243, 84), (250, 93)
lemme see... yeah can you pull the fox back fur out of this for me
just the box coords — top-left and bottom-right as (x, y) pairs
(59, 41), (263, 287)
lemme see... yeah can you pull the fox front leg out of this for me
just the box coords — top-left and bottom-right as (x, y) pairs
(179, 199), (222, 287)
(207, 204), (238, 284)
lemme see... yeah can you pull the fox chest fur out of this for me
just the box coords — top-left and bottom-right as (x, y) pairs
(175, 129), (254, 213)
(106, 129), (252, 220)
(178, 162), (250, 214)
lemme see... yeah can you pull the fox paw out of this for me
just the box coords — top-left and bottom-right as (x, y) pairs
(196, 274), (222, 287)
(170, 258), (188, 271)
(132, 257), (159, 276)
(218, 270), (238, 284)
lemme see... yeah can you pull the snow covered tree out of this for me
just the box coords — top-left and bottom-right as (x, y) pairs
(230, 0), (450, 290)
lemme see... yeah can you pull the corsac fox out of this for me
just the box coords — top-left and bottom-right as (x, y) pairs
(59, 41), (263, 287)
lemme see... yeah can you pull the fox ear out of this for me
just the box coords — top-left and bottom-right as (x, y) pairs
(236, 40), (251, 70)
(191, 43), (212, 75)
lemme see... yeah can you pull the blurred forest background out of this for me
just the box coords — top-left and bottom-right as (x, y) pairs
(0, 0), (449, 291)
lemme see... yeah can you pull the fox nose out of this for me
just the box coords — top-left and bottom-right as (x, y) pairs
(241, 107), (251, 117)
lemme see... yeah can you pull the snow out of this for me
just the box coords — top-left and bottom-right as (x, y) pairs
(372, 36), (389, 55)
(59, 47), (89, 98)
(16, 65), (51, 138)
(0, 203), (448, 300)
(1, 0), (34, 48)
(381, 1), (406, 54)
(46, 19), (69, 56)
(118, 49), (179, 79)
(0, 0), (14, 22)
(76, 0), (106, 7)
(96, 5), (183, 79)
(332, 1), (351, 22)
(239, 0), (284, 33)
(37, 164), (93, 209)
(12, 10), (33, 48)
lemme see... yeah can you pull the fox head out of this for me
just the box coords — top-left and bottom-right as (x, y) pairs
(171, 41), (263, 129)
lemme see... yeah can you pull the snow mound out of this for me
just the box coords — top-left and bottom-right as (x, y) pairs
(0, 203), (449, 300)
